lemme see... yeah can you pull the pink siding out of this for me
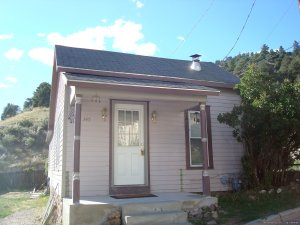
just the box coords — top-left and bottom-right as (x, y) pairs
(48, 75), (66, 196)
(150, 89), (243, 193)
(62, 89), (243, 196)
(65, 98), (110, 197)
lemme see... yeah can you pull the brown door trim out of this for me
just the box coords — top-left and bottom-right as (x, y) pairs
(109, 100), (150, 195)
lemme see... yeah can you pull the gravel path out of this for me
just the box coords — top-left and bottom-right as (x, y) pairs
(0, 208), (43, 225)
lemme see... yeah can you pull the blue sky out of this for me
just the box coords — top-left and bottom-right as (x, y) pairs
(0, 0), (299, 115)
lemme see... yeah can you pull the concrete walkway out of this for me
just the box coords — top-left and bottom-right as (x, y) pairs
(244, 207), (300, 225)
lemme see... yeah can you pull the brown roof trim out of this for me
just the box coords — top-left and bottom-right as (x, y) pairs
(66, 79), (220, 97)
(57, 66), (235, 89)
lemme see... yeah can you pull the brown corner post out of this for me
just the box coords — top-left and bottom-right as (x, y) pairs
(200, 103), (211, 196)
(72, 95), (82, 204)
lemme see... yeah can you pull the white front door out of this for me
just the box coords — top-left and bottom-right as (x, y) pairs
(113, 103), (145, 185)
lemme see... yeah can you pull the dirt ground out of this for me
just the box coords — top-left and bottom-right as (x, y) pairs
(0, 207), (44, 225)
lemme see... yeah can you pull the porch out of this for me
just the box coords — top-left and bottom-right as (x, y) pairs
(62, 192), (218, 225)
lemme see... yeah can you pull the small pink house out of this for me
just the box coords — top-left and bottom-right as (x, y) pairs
(47, 45), (243, 222)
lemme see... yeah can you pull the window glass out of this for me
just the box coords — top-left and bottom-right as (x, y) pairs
(189, 112), (201, 138)
(118, 110), (140, 146)
(190, 139), (203, 165)
(188, 111), (203, 166)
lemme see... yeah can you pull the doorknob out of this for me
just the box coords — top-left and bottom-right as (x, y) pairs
(140, 148), (144, 156)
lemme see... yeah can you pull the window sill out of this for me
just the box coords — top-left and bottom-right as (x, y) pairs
(186, 166), (214, 170)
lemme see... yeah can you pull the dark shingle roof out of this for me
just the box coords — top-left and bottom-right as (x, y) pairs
(55, 45), (239, 85)
(65, 73), (220, 94)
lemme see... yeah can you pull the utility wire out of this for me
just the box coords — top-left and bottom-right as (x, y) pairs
(264, 0), (295, 43)
(172, 0), (215, 55)
(223, 0), (257, 61)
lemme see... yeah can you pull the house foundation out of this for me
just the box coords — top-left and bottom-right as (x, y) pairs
(62, 192), (218, 225)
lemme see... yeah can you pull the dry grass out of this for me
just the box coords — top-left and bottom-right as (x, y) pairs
(0, 107), (49, 126)
(0, 192), (49, 218)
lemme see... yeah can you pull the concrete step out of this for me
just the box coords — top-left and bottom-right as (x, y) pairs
(163, 223), (193, 225)
(123, 211), (188, 225)
(122, 201), (182, 216)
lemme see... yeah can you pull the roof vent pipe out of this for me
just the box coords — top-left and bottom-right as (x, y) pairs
(190, 54), (201, 71)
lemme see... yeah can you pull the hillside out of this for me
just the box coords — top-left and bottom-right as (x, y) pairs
(0, 108), (49, 172)
(216, 42), (300, 78)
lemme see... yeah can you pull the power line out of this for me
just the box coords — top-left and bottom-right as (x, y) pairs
(223, 0), (257, 61)
(172, 0), (215, 55)
(264, 0), (295, 43)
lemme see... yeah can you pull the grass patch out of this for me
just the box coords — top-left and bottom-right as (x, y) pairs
(0, 107), (49, 172)
(0, 192), (49, 218)
(0, 107), (49, 127)
(215, 184), (300, 224)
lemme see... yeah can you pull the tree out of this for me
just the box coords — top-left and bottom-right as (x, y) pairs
(32, 82), (51, 107)
(1, 103), (20, 120)
(260, 44), (269, 58)
(23, 98), (33, 111)
(218, 65), (300, 188)
(293, 41), (300, 55)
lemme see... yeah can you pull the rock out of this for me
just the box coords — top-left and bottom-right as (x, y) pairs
(203, 211), (212, 219)
(103, 218), (121, 225)
(210, 204), (216, 211)
(197, 208), (203, 214)
(268, 189), (274, 194)
(277, 188), (282, 194)
(207, 219), (217, 225)
(249, 195), (256, 200)
(212, 211), (218, 219)
(259, 190), (267, 194)
(107, 210), (120, 220)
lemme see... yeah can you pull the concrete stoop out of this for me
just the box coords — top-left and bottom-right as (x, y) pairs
(122, 202), (192, 225)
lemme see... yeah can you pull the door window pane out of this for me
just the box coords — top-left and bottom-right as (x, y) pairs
(118, 109), (140, 146)
(118, 110), (125, 122)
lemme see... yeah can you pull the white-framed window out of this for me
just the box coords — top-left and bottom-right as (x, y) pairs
(188, 111), (203, 167)
(185, 105), (213, 169)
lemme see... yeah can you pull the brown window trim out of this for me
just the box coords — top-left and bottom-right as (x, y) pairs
(185, 104), (214, 170)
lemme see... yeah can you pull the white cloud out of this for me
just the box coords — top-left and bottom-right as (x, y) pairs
(135, 43), (157, 56)
(47, 27), (107, 50)
(45, 19), (157, 56)
(177, 36), (185, 41)
(0, 83), (13, 88)
(28, 48), (54, 66)
(135, 0), (144, 8)
(4, 48), (24, 61)
(37, 33), (46, 37)
(132, 0), (144, 8)
(0, 34), (14, 40)
(101, 19), (107, 23)
(5, 76), (17, 83)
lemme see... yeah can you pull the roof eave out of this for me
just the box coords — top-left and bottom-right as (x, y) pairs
(57, 66), (236, 89)
(66, 79), (221, 97)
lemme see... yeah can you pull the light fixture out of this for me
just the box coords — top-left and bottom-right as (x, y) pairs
(193, 112), (200, 124)
(101, 108), (107, 121)
(151, 111), (157, 123)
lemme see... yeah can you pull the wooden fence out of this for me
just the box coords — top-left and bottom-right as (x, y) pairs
(0, 170), (47, 192)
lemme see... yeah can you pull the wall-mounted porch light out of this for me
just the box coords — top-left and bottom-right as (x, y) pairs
(193, 112), (200, 124)
(151, 111), (157, 123)
(101, 108), (107, 121)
